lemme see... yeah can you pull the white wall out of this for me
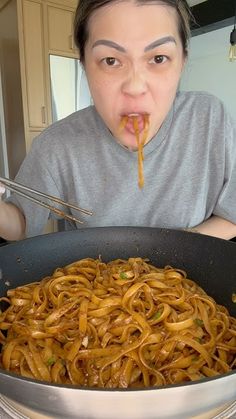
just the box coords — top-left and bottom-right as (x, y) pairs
(180, 26), (236, 120)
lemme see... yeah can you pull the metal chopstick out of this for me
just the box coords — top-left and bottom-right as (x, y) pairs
(0, 176), (92, 225)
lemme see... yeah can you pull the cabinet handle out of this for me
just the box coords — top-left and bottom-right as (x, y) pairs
(41, 106), (46, 124)
(69, 34), (74, 50)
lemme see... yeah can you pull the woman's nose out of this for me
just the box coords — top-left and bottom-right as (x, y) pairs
(121, 66), (147, 96)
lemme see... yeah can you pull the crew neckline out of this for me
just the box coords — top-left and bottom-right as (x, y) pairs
(96, 99), (175, 157)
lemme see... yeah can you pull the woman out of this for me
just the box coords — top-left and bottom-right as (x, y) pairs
(0, 0), (236, 240)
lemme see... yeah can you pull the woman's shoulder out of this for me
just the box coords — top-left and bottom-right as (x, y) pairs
(31, 106), (104, 150)
(176, 90), (225, 110)
(174, 91), (236, 144)
(175, 91), (234, 127)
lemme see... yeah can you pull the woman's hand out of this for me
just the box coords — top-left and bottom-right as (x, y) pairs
(0, 184), (26, 241)
(0, 183), (6, 199)
(193, 216), (236, 240)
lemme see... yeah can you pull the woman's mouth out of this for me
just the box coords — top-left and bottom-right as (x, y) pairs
(120, 113), (149, 135)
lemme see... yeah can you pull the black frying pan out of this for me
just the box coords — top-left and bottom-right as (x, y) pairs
(0, 227), (235, 316)
(0, 227), (235, 419)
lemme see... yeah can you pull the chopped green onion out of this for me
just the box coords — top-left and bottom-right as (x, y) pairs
(152, 310), (162, 320)
(46, 356), (56, 366)
(194, 318), (204, 327)
(120, 272), (128, 279)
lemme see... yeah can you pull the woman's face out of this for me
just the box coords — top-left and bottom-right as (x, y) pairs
(84, 0), (186, 150)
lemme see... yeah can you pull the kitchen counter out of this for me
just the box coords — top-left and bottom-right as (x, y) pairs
(0, 398), (236, 419)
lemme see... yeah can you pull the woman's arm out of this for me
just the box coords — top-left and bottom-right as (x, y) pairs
(193, 215), (236, 240)
(0, 185), (26, 241)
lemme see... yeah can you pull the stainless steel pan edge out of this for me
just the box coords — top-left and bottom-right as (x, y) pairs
(0, 227), (235, 418)
(0, 371), (235, 419)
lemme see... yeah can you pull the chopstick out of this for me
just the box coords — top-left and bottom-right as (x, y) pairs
(0, 176), (92, 225)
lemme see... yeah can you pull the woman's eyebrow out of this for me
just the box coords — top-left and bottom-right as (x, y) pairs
(92, 40), (126, 52)
(92, 36), (176, 53)
(144, 36), (176, 51)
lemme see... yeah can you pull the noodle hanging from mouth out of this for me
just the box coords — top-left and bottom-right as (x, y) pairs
(0, 257), (235, 388)
(119, 115), (150, 188)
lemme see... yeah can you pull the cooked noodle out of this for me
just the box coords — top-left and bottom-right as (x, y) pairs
(0, 257), (235, 387)
(120, 115), (149, 188)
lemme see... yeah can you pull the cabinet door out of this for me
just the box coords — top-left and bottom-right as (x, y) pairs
(47, 5), (77, 57)
(21, 0), (48, 128)
(25, 130), (42, 152)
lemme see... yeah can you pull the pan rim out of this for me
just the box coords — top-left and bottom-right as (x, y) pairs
(0, 367), (235, 392)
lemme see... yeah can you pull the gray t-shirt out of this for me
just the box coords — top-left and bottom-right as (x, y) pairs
(7, 91), (236, 237)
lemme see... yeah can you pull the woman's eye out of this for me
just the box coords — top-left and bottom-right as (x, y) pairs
(102, 57), (120, 66)
(150, 55), (168, 64)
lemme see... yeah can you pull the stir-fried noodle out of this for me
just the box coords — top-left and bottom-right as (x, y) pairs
(0, 257), (235, 387)
(119, 115), (149, 188)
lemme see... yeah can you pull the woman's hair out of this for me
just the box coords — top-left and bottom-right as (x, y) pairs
(74, 0), (193, 63)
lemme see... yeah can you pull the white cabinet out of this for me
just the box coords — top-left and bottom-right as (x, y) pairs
(20, 0), (49, 131)
(0, 0), (78, 158)
(17, 0), (79, 150)
(46, 4), (77, 57)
